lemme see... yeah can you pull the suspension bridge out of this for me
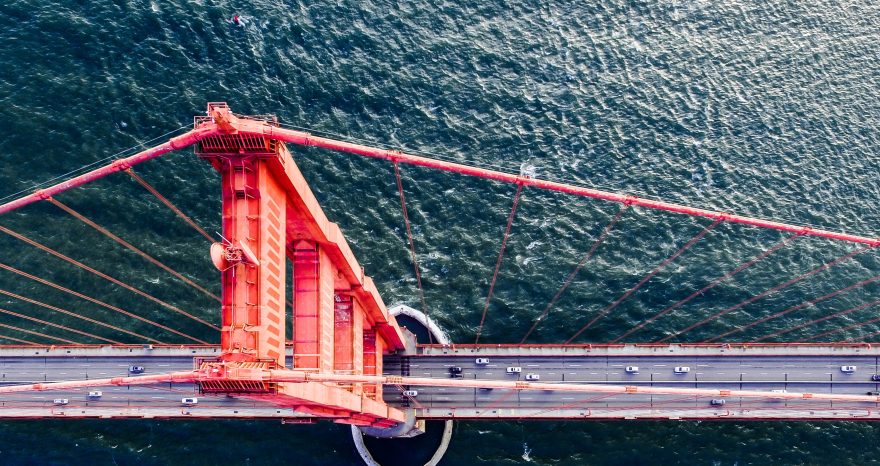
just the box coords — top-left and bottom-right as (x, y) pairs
(0, 103), (878, 463)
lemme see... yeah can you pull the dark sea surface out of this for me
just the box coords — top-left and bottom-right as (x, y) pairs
(0, 0), (879, 464)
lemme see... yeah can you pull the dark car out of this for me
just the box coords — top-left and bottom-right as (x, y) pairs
(868, 391), (880, 396)
(128, 365), (145, 374)
(872, 375), (880, 382)
(449, 366), (463, 378)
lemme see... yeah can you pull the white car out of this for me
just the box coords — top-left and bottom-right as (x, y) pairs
(841, 365), (857, 373)
(625, 366), (639, 374)
(402, 390), (418, 397)
(88, 391), (102, 398)
(181, 397), (198, 406)
(525, 373), (540, 381)
(771, 389), (788, 394)
(53, 399), (69, 406)
(673, 366), (691, 374)
(475, 358), (490, 365)
(506, 366), (522, 374)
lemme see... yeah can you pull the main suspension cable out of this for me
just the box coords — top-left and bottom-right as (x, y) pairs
(47, 198), (220, 302)
(754, 298), (880, 342)
(611, 234), (799, 343)
(393, 162), (432, 344)
(520, 205), (628, 343)
(0, 125), (191, 205)
(0, 286), (154, 343)
(475, 183), (525, 344)
(125, 169), (214, 242)
(0, 226), (218, 331)
(705, 272), (880, 342)
(656, 244), (874, 343)
(0, 261), (192, 344)
(0, 306), (119, 344)
(566, 218), (723, 344)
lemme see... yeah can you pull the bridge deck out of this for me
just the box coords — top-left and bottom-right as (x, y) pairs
(2, 345), (880, 421)
(386, 344), (880, 420)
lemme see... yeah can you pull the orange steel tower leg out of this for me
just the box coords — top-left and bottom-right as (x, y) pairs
(197, 103), (407, 427)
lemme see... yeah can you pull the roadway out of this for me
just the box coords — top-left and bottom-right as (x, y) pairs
(383, 347), (880, 420)
(3, 345), (880, 420)
(0, 347), (309, 420)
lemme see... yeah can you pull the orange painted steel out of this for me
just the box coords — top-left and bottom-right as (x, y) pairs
(255, 126), (880, 246)
(292, 240), (321, 370)
(125, 169), (214, 242)
(0, 306), (120, 344)
(48, 198), (220, 302)
(195, 103), (406, 426)
(0, 127), (216, 216)
(214, 154), (287, 365)
(0, 226), (217, 334)
(0, 263), (163, 344)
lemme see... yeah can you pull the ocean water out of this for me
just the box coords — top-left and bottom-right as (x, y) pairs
(0, 0), (879, 464)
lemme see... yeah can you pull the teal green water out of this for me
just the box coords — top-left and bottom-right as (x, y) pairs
(1, 0), (880, 464)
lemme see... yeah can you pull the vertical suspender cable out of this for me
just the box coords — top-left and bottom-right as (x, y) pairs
(0, 306), (119, 344)
(656, 245), (874, 343)
(0, 287), (154, 343)
(611, 234), (799, 343)
(393, 162), (432, 344)
(754, 298), (880, 342)
(0, 262), (189, 344)
(705, 271), (880, 342)
(566, 218), (723, 344)
(0, 333), (39, 346)
(475, 183), (524, 344)
(520, 205), (628, 343)
(125, 169), (214, 242)
(0, 226), (219, 331)
(806, 313), (880, 341)
(0, 322), (78, 345)
(48, 198), (220, 303)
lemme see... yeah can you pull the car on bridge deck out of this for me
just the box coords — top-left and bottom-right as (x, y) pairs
(128, 365), (145, 374)
(449, 366), (463, 378)
(872, 375), (880, 382)
(625, 366), (639, 374)
(867, 391), (880, 396)
(673, 366), (690, 374)
(402, 390), (418, 397)
(475, 358), (490, 365)
(88, 391), (102, 399)
(525, 374), (540, 381)
(507, 367), (522, 374)
(710, 399), (726, 406)
(840, 365), (857, 373)
(181, 397), (198, 406)
(53, 399), (69, 406)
